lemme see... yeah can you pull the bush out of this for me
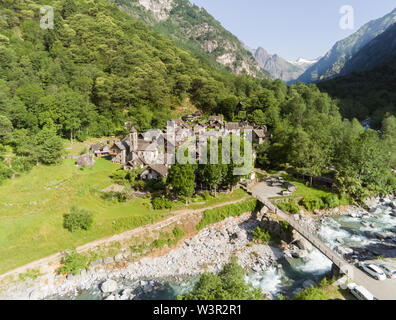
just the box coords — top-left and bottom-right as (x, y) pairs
(172, 226), (185, 242)
(197, 199), (257, 230)
(180, 257), (263, 300)
(293, 286), (329, 300)
(280, 220), (292, 235)
(0, 163), (13, 184)
(12, 157), (35, 173)
(203, 191), (212, 201)
(59, 249), (88, 276)
(63, 206), (93, 232)
(301, 196), (324, 211)
(253, 226), (271, 243)
(101, 191), (127, 202)
(277, 200), (300, 214)
(321, 194), (339, 209)
(152, 197), (173, 210)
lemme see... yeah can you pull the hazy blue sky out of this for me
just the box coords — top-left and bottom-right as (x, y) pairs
(190, 0), (396, 61)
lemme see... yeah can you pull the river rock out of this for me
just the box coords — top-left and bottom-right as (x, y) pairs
(101, 279), (118, 293)
(119, 289), (132, 300)
(295, 238), (313, 253)
(90, 259), (102, 268)
(114, 254), (124, 262)
(104, 294), (116, 300)
(262, 291), (273, 300)
(103, 257), (114, 264)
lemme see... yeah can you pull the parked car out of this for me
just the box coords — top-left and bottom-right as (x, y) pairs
(271, 182), (282, 187)
(280, 190), (292, 196)
(359, 263), (387, 280)
(347, 283), (375, 300)
(376, 263), (396, 279)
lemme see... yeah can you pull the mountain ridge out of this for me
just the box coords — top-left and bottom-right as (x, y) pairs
(297, 8), (396, 83)
(247, 46), (316, 82)
(113, 0), (269, 78)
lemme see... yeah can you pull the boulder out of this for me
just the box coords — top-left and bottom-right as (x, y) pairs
(101, 279), (118, 293)
(313, 209), (321, 215)
(103, 257), (114, 264)
(90, 259), (102, 268)
(114, 254), (124, 262)
(295, 239), (313, 253)
(76, 154), (95, 167)
(119, 289), (132, 300)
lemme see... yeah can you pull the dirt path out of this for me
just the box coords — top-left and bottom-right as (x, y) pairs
(0, 197), (249, 283)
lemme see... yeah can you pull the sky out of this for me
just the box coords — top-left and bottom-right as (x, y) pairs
(189, 0), (396, 61)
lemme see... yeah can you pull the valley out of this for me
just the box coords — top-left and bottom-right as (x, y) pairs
(0, 0), (395, 302)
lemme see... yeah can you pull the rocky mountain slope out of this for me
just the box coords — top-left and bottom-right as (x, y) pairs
(113, 0), (269, 78)
(340, 22), (396, 76)
(248, 47), (316, 82)
(297, 8), (396, 83)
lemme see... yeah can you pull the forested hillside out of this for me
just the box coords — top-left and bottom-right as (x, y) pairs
(113, 0), (268, 78)
(297, 8), (396, 83)
(318, 59), (396, 129)
(340, 22), (396, 77)
(0, 0), (395, 200)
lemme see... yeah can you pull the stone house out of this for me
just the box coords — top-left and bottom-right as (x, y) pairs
(140, 164), (169, 181)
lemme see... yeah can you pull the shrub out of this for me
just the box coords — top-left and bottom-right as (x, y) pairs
(12, 157), (34, 173)
(101, 191), (127, 202)
(19, 269), (42, 281)
(203, 191), (212, 201)
(152, 227), (186, 249)
(197, 199), (257, 230)
(253, 226), (271, 243)
(59, 249), (88, 275)
(63, 206), (93, 232)
(0, 163), (13, 184)
(280, 220), (292, 235)
(172, 227), (185, 242)
(152, 197), (173, 210)
(277, 200), (299, 214)
(301, 196), (324, 211)
(293, 285), (329, 300)
(180, 257), (263, 300)
(321, 194), (339, 209)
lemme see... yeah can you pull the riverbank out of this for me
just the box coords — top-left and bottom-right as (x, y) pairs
(1, 196), (394, 300)
(0, 211), (282, 300)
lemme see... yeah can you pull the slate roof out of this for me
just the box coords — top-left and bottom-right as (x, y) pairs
(225, 122), (240, 131)
(149, 164), (169, 177)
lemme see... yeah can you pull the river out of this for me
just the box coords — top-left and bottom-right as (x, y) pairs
(49, 197), (396, 300)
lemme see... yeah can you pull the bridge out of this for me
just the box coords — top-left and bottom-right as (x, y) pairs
(247, 183), (396, 300)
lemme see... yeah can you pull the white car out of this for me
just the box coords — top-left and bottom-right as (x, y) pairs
(347, 283), (375, 300)
(376, 263), (396, 279)
(360, 263), (387, 281)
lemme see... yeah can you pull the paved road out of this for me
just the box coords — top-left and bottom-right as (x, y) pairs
(250, 182), (396, 300)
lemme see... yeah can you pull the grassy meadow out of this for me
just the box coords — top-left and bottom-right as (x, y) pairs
(0, 157), (247, 274)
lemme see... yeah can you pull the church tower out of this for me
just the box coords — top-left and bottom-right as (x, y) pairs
(129, 127), (138, 152)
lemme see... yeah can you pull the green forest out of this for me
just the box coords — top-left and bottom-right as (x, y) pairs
(0, 0), (395, 200)
(318, 59), (396, 129)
